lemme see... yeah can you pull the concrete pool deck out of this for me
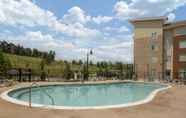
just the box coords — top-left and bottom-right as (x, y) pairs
(0, 81), (186, 118)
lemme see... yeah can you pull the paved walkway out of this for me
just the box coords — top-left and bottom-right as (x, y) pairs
(0, 82), (186, 118)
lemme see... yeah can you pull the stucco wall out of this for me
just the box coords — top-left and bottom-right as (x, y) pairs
(133, 20), (164, 80)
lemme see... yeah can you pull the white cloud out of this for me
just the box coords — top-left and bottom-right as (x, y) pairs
(0, 0), (102, 40)
(99, 41), (133, 50)
(62, 42), (76, 49)
(25, 31), (54, 42)
(113, 1), (145, 20)
(0, 0), (57, 27)
(62, 6), (91, 24)
(113, 0), (186, 20)
(43, 41), (60, 49)
(167, 13), (176, 22)
(104, 26), (129, 33)
(118, 26), (130, 32)
(92, 16), (113, 24)
(0, 29), (134, 62)
(0, 31), (62, 51)
(62, 6), (113, 25)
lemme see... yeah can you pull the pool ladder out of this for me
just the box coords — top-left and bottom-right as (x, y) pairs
(29, 82), (55, 108)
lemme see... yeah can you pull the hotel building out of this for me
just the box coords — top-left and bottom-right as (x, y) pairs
(130, 17), (186, 80)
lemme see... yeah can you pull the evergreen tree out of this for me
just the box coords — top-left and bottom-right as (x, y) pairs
(78, 60), (83, 65)
(63, 62), (72, 80)
(72, 60), (77, 65)
(0, 41), (56, 63)
(0, 51), (11, 76)
(89, 61), (93, 66)
(40, 59), (46, 81)
(116, 62), (124, 79)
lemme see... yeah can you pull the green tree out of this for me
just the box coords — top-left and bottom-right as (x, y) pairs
(89, 61), (93, 66)
(82, 64), (88, 81)
(72, 60), (77, 65)
(40, 59), (46, 81)
(96, 62), (100, 67)
(116, 62), (124, 79)
(78, 60), (83, 65)
(0, 51), (12, 76)
(63, 62), (72, 80)
(59, 61), (64, 78)
(46, 50), (55, 63)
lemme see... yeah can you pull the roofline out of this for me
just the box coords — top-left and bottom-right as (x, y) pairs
(129, 16), (168, 24)
(163, 20), (186, 30)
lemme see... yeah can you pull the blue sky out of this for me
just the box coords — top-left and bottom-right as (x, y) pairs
(0, 0), (186, 62)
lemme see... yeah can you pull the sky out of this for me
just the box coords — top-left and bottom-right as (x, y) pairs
(0, 0), (186, 63)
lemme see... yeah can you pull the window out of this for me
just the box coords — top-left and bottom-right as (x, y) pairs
(179, 69), (186, 79)
(152, 57), (158, 63)
(151, 44), (158, 51)
(151, 32), (157, 40)
(179, 41), (186, 48)
(166, 56), (171, 62)
(151, 45), (155, 50)
(175, 27), (186, 36)
(179, 55), (186, 62)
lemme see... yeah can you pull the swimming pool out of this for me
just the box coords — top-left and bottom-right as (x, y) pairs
(1, 82), (170, 109)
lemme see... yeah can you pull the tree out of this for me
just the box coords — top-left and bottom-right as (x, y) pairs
(59, 61), (64, 78)
(89, 61), (93, 66)
(46, 50), (55, 63)
(40, 59), (46, 81)
(72, 60), (77, 65)
(96, 62), (100, 67)
(32, 48), (39, 57)
(0, 41), (56, 61)
(25, 48), (32, 56)
(63, 62), (72, 80)
(115, 62), (124, 79)
(78, 60), (83, 65)
(0, 51), (12, 76)
(82, 64), (88, 81)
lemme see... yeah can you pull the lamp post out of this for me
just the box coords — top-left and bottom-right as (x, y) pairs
(85, 49), (93, 81)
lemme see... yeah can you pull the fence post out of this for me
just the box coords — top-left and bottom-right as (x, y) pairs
(29, 85), (31, 108)
(28, 69), (31, 82)
(18, 68), (22, 82)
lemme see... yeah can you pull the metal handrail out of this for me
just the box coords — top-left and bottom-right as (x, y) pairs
(29, 82), (55, 108)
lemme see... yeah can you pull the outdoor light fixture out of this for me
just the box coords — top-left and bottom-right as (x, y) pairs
(84, 49), (93, 81)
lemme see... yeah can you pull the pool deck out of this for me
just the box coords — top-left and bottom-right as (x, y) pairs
(0, 81), (186, 118)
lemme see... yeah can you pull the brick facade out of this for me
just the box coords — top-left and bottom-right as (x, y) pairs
(130, 17), (186, 80)
(173, 35), (186, 79)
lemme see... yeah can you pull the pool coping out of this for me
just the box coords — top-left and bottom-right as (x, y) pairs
(0, 81), (171, 110)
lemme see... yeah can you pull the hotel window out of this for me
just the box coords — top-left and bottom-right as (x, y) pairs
(179, 41), (186, 48)
(166, 56), (171, 62)
(151, 32), (157, 40)
(179, 55), (186, 62)
(179, 69), (186, 79)
(175, 27), (186, 36)
(151, 44), (158, 51)
(151, 45), (155, 50)
(152, 57), (158, 63)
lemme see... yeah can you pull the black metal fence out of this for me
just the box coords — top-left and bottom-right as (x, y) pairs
(134, 72), (186, 82)
(1, 68), (186, 83)
(0, 68), (32, 82)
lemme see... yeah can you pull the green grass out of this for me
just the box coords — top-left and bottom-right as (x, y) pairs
(3, 53), (96, 77)
(4, 53), (42, 70)
(3, 53), (127, 78)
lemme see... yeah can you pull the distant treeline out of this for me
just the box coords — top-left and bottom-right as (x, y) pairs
(0, 40), (55, 63)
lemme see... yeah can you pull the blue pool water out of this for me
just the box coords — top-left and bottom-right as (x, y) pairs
(8, 82), (167, 107)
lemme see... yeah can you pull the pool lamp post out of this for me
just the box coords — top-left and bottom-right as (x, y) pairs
(85, 49), (93, 81)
